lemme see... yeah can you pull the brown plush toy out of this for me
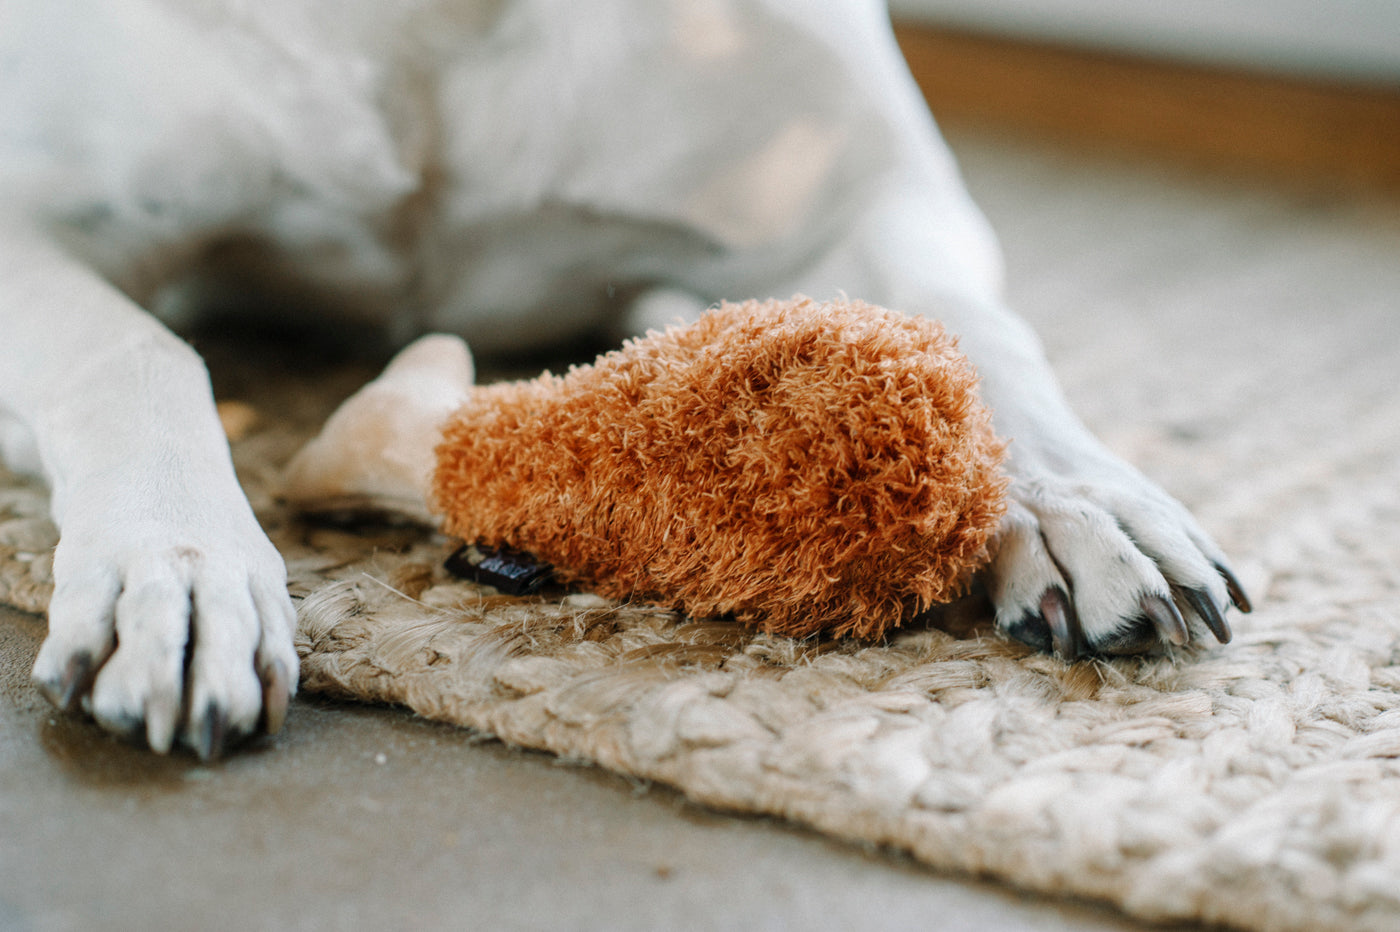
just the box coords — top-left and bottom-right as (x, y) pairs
(285, 296), (1007, 639)
(431, 297), (1007, 639)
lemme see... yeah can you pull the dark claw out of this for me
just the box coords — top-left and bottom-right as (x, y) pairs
(1039, 587), (1081, 660)
(1181, 587), (1233, 644)
(194, 704), (229, 762)
(1141, 594), (1190, 647)
(260, 659), (292, 735)
(46, 651), (97, 713)
(1002, 587), (1079, 658)
(1214, 562), (1253, 614)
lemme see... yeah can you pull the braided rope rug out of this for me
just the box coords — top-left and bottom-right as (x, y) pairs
(4, 139), (1400, 931)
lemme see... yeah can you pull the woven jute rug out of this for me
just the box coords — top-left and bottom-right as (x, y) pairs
(5, 141), (1400, 931)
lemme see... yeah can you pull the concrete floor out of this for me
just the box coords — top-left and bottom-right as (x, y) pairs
(1, 601), (1165, 932)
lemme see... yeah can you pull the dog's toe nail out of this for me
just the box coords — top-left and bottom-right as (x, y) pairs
(1001, 589), (1080, 658)
(261, 660), (293, 735)
(1038, 587), (1080, 660)
(1182, 587), (1232, 644)
(1214, 562), (1253, 614)
(34, 651), (96, 713)
(194, 704), (229, 763)
(62, 654), (97, 710)
(1141, 594), (1190, 646)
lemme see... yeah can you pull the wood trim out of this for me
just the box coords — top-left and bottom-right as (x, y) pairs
(893, 23), (1400, 192)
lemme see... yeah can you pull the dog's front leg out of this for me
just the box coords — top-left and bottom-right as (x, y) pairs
(763, 177), (1251, 657)
(0, 221), (297, 758)
(932, 289), (1250, 655)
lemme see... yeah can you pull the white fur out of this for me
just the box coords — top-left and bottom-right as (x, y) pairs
(0, 0), (1240, 755)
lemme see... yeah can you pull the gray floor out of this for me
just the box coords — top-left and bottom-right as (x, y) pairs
(2, 603), (1154, 932)
(6, 125), (1364, 931)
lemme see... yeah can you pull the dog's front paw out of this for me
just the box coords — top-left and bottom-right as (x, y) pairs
(31, 510), (298, 759)
(985, 458), (1250, 658)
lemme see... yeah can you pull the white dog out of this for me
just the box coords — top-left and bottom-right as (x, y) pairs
(0, 0), (1248, 759)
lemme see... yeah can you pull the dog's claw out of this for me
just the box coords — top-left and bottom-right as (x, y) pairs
(1040, 588), (1080, 660)
(194, 705), (229, 762)
(1141, 594), (1190, 646)
(1000, 587), (1079, 658)
(37, 650), (95, 713)
(260, 659), (292, 735)
(1214, 562), (1253, 614)
(1181, 587), (1232, 644)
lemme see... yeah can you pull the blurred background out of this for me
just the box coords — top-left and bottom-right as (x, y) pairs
(889, 0), (1400, 192)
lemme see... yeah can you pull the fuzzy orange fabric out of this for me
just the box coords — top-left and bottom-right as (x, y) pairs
(433, 297), (1007, 639)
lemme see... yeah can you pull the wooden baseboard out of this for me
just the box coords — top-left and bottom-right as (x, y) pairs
(894, 23), (1400, 192)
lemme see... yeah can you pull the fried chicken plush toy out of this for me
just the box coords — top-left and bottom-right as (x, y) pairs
(431, 297), (1007, 639)
(286, 295), (1006, 639)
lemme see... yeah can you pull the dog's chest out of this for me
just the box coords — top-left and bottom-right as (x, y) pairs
(10, 3), (706, 285)
(17, 3), (586, 250)
(5, 0), (890, 338)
